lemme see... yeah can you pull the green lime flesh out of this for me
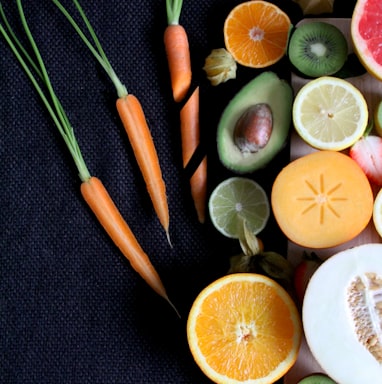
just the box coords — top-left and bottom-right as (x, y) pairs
(208, 177), (270, 239)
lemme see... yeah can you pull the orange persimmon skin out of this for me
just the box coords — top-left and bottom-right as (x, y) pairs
(271, 151), (373, 248)
(164, 24), (192, 102)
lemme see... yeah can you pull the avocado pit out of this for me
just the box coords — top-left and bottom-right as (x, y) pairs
(234, 103), (273, 153)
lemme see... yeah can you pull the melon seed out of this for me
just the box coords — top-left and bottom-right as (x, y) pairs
(233, 103), (273, 153)
(347, 272), (382, 363)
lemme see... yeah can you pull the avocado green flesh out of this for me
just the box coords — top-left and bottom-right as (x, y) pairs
(217, 71), (293, 173)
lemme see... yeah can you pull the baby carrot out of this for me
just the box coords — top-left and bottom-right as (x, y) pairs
(52, 0), (171, 243)
(0, 0), (178, 315)
(180, 87), (207, 223)
(116, 94), (169, 235)
(164, 0), (192, 102)
(81, 177), (177, 315)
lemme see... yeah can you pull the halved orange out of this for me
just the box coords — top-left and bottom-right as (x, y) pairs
(187, 273), (302, 383)
(224, 0), (292, 68)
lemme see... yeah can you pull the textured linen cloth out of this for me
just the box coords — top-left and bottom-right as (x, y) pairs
(1, 1), (356, 383)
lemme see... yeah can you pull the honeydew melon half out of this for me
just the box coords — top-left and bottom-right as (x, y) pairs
(303, 243), (382, 383)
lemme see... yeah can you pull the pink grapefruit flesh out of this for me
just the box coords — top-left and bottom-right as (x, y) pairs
(351, 0), (382, 80)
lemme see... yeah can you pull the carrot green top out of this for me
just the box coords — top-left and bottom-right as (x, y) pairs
(166, 0), (184, 25)
(52, 0), (128, 99)
(0, 1), (91, 182)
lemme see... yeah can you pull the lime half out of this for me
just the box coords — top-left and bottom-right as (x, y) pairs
(208, 177), (270, 239)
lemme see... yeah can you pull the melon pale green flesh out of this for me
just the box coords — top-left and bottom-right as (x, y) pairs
(303, 243), (382, 384)
(217, 71), (293, 173)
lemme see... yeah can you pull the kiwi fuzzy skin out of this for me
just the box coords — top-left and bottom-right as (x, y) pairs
(288, 21), (348, 78)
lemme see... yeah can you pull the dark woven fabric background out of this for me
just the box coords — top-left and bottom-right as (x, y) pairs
(1, 1), (356, 383)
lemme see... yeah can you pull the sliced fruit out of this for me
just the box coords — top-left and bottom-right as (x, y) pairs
(223, 0), (291, 68)
(351, 0), (382, 81)
(293, 76), (369, 151)
(374, 99), (382, 137)
(217, 71), (293, 173)
(187, 273), (302, 384)
(271, 151), (374, 248)
(373, 188), (382, 238)
(288, 21), (348, 78)
(349, 134), (382, 186)
(208, 177), (270, 239)
(297, 373), (336, 384)
(303, 243), (382, 384)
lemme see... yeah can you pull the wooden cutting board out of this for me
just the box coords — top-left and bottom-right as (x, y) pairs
(284, 18), (382, 384)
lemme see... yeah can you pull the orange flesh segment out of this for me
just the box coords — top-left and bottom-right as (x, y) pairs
(271, 151), (373, 248)
(224, 1), (291, 68)
(196, 281), (296, 379)
(188, 274), (302, 383)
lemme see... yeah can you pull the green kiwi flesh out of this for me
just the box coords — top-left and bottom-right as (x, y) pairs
(288, 21), (348, 77)
(297, 373), (336, 384)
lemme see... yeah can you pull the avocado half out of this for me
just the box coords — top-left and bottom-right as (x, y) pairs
(217, 71), (293, 173)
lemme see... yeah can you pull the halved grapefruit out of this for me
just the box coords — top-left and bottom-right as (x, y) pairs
(351, 0), (382, 81)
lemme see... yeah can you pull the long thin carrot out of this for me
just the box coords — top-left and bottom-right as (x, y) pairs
(164, 0), (192, 102)
(0, 0), (178, 315)
(80, 177), (174, 305)
(180, 87), (207, 223)
(116, 94), (169, 234)
(52, 0), (171, 244)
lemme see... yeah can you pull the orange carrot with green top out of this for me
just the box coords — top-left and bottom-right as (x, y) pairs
(164, 0), (192, 102)
(180, 87), (207, 223)
(52, 0), (171, 244)
(0, 0), (178, 315)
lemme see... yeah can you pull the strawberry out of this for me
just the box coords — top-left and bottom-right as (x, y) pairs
(293, 251), (322, 305)
(349, 134), (382, 187)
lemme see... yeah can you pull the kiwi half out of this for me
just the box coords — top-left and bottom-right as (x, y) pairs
(288, 21), (348, 77)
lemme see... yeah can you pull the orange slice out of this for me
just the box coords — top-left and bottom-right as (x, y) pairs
(224, 0), (292, 68)
(271, 151), (374, 248)
(187, 273), (302, 384)
(351, 0), (382, 81)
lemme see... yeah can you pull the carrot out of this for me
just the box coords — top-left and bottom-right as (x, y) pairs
(0, 0), (178, 315)
(52, 0), (171, 244)
(116, 94), (169, 236)
(165, 2), (207, 222)
(180, 87), (207, 223)
(164, 0), (192, 102)
(80, 177), (178, 315)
